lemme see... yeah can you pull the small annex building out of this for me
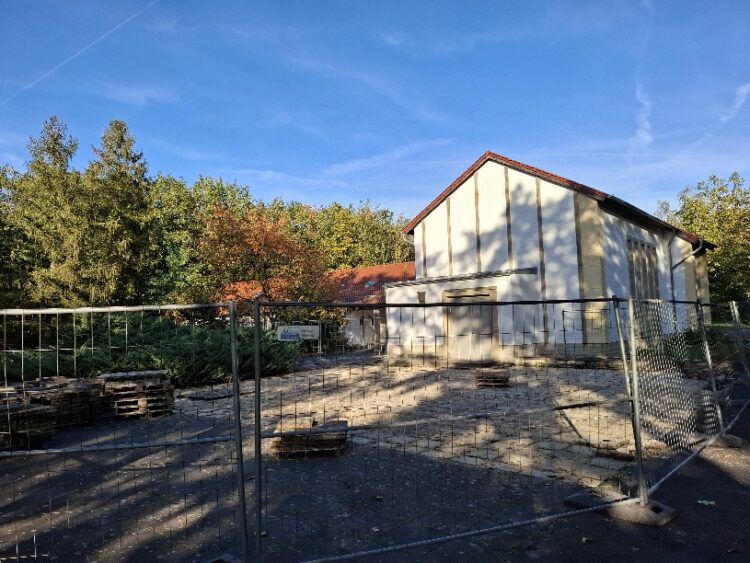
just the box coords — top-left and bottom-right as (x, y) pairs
(384, 151), (713, 361)
(327, 261), (415, 348)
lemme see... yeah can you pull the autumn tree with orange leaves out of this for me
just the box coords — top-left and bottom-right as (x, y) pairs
(196, 205), (337, 304)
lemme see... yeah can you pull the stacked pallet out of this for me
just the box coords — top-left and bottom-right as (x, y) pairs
(0, 385), (24, 404)
(0, 402), (56, 449)
(475, 368), (511, 388)
(98, 370), (175, 418)
(24, 377), (101, 428)
(269, 419), (349, 458)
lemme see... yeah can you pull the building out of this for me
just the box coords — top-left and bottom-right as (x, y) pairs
(384, 151), (713, 361)
(327, 261), (415, 348)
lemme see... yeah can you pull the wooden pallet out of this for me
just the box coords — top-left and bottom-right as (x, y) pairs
(0, 403), (56, 450)
(99, 370), (168, 384)
(475, 369), (511, 388)
(270, 419), (349, 458)
(99, 371), (174, 418)
(24, 378), (102, 428)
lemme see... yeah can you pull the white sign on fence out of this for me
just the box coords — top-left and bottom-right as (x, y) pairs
(276, 325), (320, 341)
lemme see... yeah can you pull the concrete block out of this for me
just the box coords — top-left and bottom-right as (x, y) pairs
(565, 489), (676, 526)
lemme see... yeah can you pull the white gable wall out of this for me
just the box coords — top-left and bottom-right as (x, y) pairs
(403, 161), (589, 345)
(507, 167), (544, 343)
(449, 175), (478, 275)
(422, 198), (449, 278)
(414, 223), (425, 278)
(539, 178), (580, 343)
(476, 162), (509, 272)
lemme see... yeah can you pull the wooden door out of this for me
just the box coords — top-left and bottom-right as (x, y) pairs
(444, 287), (496, 363)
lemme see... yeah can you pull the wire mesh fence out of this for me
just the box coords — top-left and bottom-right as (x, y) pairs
(1, 297), (749, 562)
(0, 304), (249, 562)
(620, 299), (750, 500)
(254, 299), (637, 561)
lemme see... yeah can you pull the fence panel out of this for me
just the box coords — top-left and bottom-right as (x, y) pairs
(622, 299), (750, 499)
(255, 299), (639, 561)
(0, 304), (249, 562)
(3, 297), (749, 561)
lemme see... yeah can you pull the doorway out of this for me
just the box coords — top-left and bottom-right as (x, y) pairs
(444, 287), (496, 363)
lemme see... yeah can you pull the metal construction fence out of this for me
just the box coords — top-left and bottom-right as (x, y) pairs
(0, 303), (249, 561)
(1, 297), (749, 561)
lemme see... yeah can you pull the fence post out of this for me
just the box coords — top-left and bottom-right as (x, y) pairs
(229, 301), (250, 562)
(694, 300), (725, 437)
(253, 299), (263, 561)
(612, 296), (631, 398)
(627, 298), (649, 505)
(730, 301), (750, 385)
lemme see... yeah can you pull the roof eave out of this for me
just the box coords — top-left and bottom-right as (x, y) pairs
(402, 151), (712, 249)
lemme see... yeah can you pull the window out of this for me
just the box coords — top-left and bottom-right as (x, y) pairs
(627, 238), (660, 300)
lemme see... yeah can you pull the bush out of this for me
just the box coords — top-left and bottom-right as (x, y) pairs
(3, 318), (298, 388)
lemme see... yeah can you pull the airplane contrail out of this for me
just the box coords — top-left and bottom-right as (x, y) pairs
(1, 0), (158, 107)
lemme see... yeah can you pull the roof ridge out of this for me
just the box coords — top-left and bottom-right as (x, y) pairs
(402, 151), (710, 247)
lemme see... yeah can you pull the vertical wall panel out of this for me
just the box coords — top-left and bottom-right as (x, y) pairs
(539, 180), (579, 342)
(423, 201), (450, 278)
(448, 176), (478, 275)
(507, 168), (543, 343)
(476, 161), (509, 272)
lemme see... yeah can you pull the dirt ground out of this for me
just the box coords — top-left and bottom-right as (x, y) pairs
(400, 404), (750, 563)
(0, 359), (745, 562)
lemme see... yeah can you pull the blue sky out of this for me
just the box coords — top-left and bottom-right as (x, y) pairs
(1, 0), (749, 218)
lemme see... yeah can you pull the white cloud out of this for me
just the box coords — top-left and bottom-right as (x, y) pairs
(0, 131), (26, 168)
(0, 129), (26, 148)
(630, 84), (653, 150)
(286, 57), (447, 123)
(224, 167), (347, 188)
(720, 82), (750, 124)
(380, 32), (407, 47)
(94, 82), (178, 106)
(217, 139), (457, 211)
(0, 151), (24, 168)
(260, 109), (325, 136)
(149, 139), (224, 162)
(524, 131), (750, 215)
(323, 140), (450, 177)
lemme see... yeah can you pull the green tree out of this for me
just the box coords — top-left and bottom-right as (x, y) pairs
(146, 174), (200, 302)
(148, 176), (256, 303)
(79, 119), (154, 304)
(191, 176), (253, 214)
(0, 166), (33, 306)
(672, 173), (750, 301)
(8, 116), (86, 305)
(350, 202), (413, 266)
(2, 116), (416, 307)
(277, 200), (414, 270)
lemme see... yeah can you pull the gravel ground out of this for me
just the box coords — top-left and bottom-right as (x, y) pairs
(0, 360), (740, 562)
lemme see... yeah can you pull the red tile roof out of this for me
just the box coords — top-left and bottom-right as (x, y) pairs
(326, 261), (415, 304)
(403, 151), (713, 248)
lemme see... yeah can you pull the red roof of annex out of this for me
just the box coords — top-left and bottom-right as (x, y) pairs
(326, 261), (415, 304)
